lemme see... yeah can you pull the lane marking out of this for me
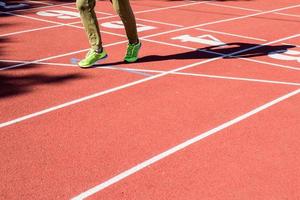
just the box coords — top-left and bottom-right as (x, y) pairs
(2, 59), (299, 86)
(7, 2), (75, 12)
(195, 28), (267, 42)
(205, 2), (300, 19)
(135, 18), (183, 28)
(0, 1), (197, 38)
(0, 40), (127, 71)
(27, 0), (54, 6)
(0, 24), (63, 38)
(142, 4), (300, 40)
(204, 2), (261, 12)
(1, 33), (299, 127)
(71, 87), (300, 200)
(2, 3), (300, 72)
(2, 6), (300, 75)
(1, 58), (299, 86)
(61, 6), (112, 16)
(141, 35), (300, 71)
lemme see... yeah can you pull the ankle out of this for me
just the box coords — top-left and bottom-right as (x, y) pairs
(129, 39), (139, 45)
(94, 48), (103, 54)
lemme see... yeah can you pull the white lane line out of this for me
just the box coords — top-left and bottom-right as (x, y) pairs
(275, 12), (300, 18)
(143, 4), (300, 40)
(2, 3), (299, 72)
(0, 1), (197, 38)
(136, 17), (184, 27)
(27, 0), (54, 6)
(71, 87), (300, 200)
(205, 2), (261, 12)
(195, 28), (267, 42)
(0, 10), (74, 26)
(129, 1), (207, 14)
(2, 59), (299, 86)
(63, 1), (204, 26)
(0, 39), (128, 71)
(141, 35), (300, 72)
(1, 33), (299, 127)
(2, 57), (300, 86)
(0, 57), (220, 128)
(205, 2), (300, 19)
(61, 5), (113, 16)
(0, 24), (63, 38)
(8, 2), (75, 12)
(2, 9), (300, 74)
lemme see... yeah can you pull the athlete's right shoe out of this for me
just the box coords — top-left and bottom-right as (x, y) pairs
(78, 49), (108, 68)
(124, 41), (142, 63)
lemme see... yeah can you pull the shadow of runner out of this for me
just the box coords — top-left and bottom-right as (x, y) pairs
(0, 1), (30, 12)
(0, 69), (85, 99)
(93, 43), (295, 67)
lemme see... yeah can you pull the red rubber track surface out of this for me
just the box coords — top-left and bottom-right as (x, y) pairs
(1, 0), (300, 199)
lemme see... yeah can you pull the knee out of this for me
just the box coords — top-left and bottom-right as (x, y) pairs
(76, 0), (90, 12)
(113, 6), (121, 15)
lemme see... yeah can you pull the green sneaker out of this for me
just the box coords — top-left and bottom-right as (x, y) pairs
(124, 41), (142, 63)
(78, 49), (108, 68)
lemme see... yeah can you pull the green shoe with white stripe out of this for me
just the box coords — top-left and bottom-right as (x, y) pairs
(124, 41), (142, 63)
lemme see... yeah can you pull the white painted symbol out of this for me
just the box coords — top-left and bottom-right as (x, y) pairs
(172, 34), (225, 46)
(268, 49), (300, 62)
(0, 1), (28, 9)
(37, 10), (80, 19)
(101, 21), (156, 32)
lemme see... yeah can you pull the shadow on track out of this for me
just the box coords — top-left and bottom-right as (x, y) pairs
(93, 43), (295, 67)
(0, 67), (85, 99)
(0, 2), (86, 99)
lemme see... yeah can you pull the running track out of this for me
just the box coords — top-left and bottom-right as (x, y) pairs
(0, 0), (300, 199)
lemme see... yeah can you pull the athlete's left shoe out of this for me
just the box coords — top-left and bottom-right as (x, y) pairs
(124, 41), (142, 63)
(78, 49), (108, 68)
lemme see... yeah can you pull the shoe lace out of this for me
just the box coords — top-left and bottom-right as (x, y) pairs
(126, 43), (135, 57)
(85, 49), (95, 58)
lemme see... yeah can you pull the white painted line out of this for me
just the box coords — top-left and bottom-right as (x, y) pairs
(0, 10), (72, 26)
(206, 2), (300, 19)
(9, 2), (75, 12)
(2, 5), (300, 75)
(131, 1), (207, 14)
(275, 12), (300, 18)
(63, 1), (205, 26)
(27, 0), (54, 6)
(205, 2), (261, 12)
(2, 59), (299, 86)
(136, 17), (184, 28)
(0, 1), (196, 38)
(0, 13), (117, 38)
(1, 33), (298, 128)
(242, 57), (300, 71)
(143, 4), (300, 40)
(2, 3), (298, 72)
(71, 87), (300, 200)
(61, 5), (113, 16)
(142, 35), (300, 72)
(0, 57), (219, 128)
(103, 66), (300, 86)
(0, 40), (128, 71)
(195, 28), (267, 42)
(170, 71), (300, 86)
(0, 24), (63, 38)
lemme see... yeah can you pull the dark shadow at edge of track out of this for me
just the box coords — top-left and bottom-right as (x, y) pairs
(93, 43), (295, 67)
(0, 66), (86, 99)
